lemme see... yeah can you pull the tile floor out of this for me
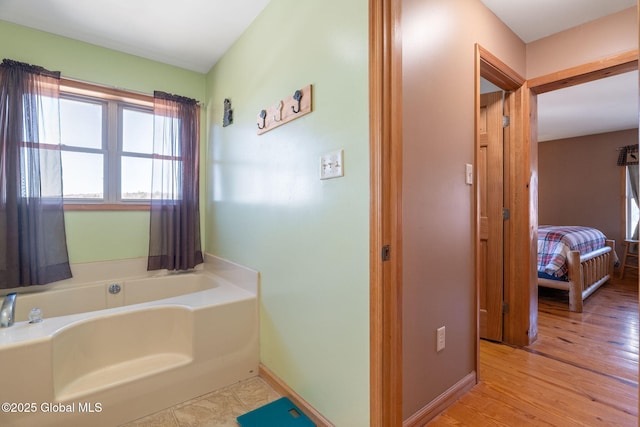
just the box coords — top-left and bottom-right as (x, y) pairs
(120, 377), (281, 427)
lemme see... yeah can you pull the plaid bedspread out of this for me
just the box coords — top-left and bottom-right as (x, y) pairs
(537, 225), (607, 278)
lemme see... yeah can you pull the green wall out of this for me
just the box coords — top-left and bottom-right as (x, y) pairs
(205, 0), (370, 425)
(1, 4), (371, 423)
(0, 20), (206, 263)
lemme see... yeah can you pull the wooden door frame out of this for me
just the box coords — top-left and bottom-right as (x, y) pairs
(474, 48), (639, 360)
(475, 45), (536, 353)
(526, 51), (638, 95)
(525, 49), (638, 336)
(370, 0), (403, 425)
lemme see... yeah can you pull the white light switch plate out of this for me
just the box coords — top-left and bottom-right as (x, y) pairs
(320, 149), (344, 180)
(465, 163), (473, 185)
(437, 326), (445, 352)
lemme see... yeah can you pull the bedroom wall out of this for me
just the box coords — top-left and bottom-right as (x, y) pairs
(401, 0), (525, 420)
(0, 20), (206, 264)
(526, 6), (638, 78)
(204, 0), (370, 425)
(538, 129), (638, 253)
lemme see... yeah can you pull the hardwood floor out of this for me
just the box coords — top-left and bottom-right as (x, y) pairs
(429, 273), (638, 426)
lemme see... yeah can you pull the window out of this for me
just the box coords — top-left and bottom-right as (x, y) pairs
(625, 166), (639, 239)
(56, 80), (155, 209)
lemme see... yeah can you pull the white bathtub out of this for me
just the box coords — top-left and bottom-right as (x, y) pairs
(0, 257), (259, 427)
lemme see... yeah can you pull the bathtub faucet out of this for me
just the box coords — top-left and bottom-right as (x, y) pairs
(0, 292), (17, 328)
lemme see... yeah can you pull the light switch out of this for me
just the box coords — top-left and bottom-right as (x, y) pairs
(437, 326), (445, 352)
(320, 149), (344, 180)
(465, 163), (473, 185)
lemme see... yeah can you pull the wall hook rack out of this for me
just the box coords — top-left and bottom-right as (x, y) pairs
(256, 84), (312, 135)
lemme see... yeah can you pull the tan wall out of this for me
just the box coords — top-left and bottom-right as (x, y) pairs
(538, 129), (638, 255)
(401, 0), (525, 419)
(527, 7), (638, 78)
(402, 0), (638, 422)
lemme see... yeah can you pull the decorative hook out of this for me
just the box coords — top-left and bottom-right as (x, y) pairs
(291, 90), (303, 113)
(273, 100), (283, 122)
(223, 98), (233, 127)
(257, 109), (267, 129)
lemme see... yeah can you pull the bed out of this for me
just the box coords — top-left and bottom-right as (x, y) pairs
(537, 225), (615, 313)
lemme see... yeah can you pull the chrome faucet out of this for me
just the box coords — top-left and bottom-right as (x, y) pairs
(0, 292), (17, 328)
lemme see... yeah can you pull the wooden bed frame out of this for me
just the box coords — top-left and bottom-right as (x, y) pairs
(537, 240), (615, 313)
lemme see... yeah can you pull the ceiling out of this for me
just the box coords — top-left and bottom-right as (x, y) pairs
(0, 0), (271, 73)
(0, 0), (637, 141)
(480, 0), (638, 142)
(480, 0), (636, 43)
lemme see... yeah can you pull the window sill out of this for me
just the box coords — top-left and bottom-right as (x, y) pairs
(64, 203), (150, 211)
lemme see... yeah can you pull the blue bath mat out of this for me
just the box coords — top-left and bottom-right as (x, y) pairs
(237, 397), (315, 427)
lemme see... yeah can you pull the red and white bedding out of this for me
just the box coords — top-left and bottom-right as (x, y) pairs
(537, 225), (607, 278)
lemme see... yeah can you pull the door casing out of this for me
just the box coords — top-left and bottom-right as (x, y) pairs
(475, 45), (534, 353)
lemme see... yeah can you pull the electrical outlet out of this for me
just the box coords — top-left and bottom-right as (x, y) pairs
(437, 326), (446, 352)
(320, 149), (344, 180)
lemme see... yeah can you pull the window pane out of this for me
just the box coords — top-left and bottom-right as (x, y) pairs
(121, 156), (152, 200)
(60, 98), (103, 149)
(61, 152), (104, 199)
(627, 167), (639, 238)
(154, 116), (182, 157)
(151, 158), (182, 200)
(24, 94), (61, 145)
(123, 108), (153, 154)
(631, 205), (639, 238)
(19, 147), (63, 198)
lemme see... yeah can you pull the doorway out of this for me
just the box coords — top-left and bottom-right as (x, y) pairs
(475, 46), (638, 360)
(529, 54), (638, 389)
(475, 45), (533, 349)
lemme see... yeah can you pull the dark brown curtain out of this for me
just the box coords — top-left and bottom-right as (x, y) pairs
(147, 91), (203, 271)
(0, 59), (72, 288)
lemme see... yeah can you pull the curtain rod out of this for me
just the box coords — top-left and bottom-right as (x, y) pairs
(60, 75), (202, 105)
(61, 75), (151, 97)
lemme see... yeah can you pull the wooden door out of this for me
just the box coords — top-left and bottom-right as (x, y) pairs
(479, 91), (504, 341)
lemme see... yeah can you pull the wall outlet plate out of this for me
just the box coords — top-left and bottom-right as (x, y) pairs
(320, 149), (344, 180)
